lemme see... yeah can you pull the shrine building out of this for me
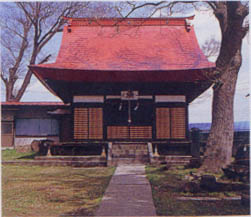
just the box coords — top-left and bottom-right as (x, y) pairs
(29, 16), (215, 163)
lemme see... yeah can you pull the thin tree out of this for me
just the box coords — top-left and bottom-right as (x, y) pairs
(0, 2), (88, 102)
(1, 2), (120, 102)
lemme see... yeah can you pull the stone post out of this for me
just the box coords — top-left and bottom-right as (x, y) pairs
(147, 142), (154, 164)
(107, 142), (113, 166)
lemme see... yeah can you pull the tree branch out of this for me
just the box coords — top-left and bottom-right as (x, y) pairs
(123, 1), (167, 18)
(1, 73), (8, 85)
(38, 54), (51, 64)
(17, 2), (36, 26)
(207, 1), (217, 11)
(37, 14), (63, 46)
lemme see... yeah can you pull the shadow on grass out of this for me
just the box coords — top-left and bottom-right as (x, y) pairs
(60, 207), (96, 217)
(2, 149), (41, 161)
(17, 152), (40, 160)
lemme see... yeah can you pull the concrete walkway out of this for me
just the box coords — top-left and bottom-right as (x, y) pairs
(95, 165), (157, 216)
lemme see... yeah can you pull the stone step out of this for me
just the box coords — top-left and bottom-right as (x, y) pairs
(112, 150), (148, 156)
(113, 155), (149, 159)
(112, 146), (148, 150)
(166, 161), (190, 165)
(151, 155), (192, 166)
(112, 155), (149, 159)
(161, 155), (192, 161)
(112, 144), (148, 159)
(112, 145), (148, 151)
(113, 143), (148, 147)
(111, 157), (149, 166)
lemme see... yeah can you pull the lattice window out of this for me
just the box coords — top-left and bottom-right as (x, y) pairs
(156, 107), (186, 139)
(74, 107), (103, 140)
(74, 108), (88, 139)
(171, 107), (186, 139)
(156, 108), (171, 139)
(89, 108), (103, 139)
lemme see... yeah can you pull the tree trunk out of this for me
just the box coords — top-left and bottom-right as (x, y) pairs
(15, 69), (33, 102)
(5, 68), (18, 102)
(6, 82), (14, 101)
(199, 49), (242, 173)
(198, 2), (248, 173)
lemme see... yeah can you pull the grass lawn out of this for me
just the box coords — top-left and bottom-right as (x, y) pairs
(146, 165), (250, 216)
(2, 165), (115, 216)
(2, 149), (38, 161)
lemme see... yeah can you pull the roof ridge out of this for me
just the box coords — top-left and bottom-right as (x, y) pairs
(64, 16), (195, 27)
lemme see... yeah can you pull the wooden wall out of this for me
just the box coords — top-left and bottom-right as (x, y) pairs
(72, 101), (187, 141)
(60, 116), (72, 142)
(107, 126), (152, 139)
(1, 121), (14, 147)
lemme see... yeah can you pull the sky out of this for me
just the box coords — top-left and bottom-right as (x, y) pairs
(1, 4), (250, 123)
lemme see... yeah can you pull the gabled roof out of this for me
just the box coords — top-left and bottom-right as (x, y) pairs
(30, 16), (215, 83)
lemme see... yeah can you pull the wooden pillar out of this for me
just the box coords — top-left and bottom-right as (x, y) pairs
(101, 144), (106, 157)
(154, 144), (159, 157)
(47, 146), (52, 156)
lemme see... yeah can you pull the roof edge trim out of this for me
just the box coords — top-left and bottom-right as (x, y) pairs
(63, 15), (195, 27)
(30, 64), (216, 72)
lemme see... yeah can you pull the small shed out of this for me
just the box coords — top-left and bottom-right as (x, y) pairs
(1, 102), (69, 148)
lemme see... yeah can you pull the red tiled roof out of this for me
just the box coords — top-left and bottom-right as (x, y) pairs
(30, 17), (215, 83)
(1, 102), (68, 106)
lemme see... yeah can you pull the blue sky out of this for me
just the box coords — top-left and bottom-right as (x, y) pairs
(1, 7), (249, 123)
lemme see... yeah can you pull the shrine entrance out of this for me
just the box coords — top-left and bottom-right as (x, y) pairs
(104, 91), (154, 140)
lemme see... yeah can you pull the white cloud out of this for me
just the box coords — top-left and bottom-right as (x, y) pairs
(193, 9), (221, 46)
(189, 88), (212, 123)
(27, 78), (49, 93)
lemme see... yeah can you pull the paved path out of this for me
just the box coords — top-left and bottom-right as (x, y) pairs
(95, 165), (157, 216)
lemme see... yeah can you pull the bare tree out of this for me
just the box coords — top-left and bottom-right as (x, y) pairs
(0, 2), (121, 102)
(0, 2), (89, 101)
(202, 38), (220, 60)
